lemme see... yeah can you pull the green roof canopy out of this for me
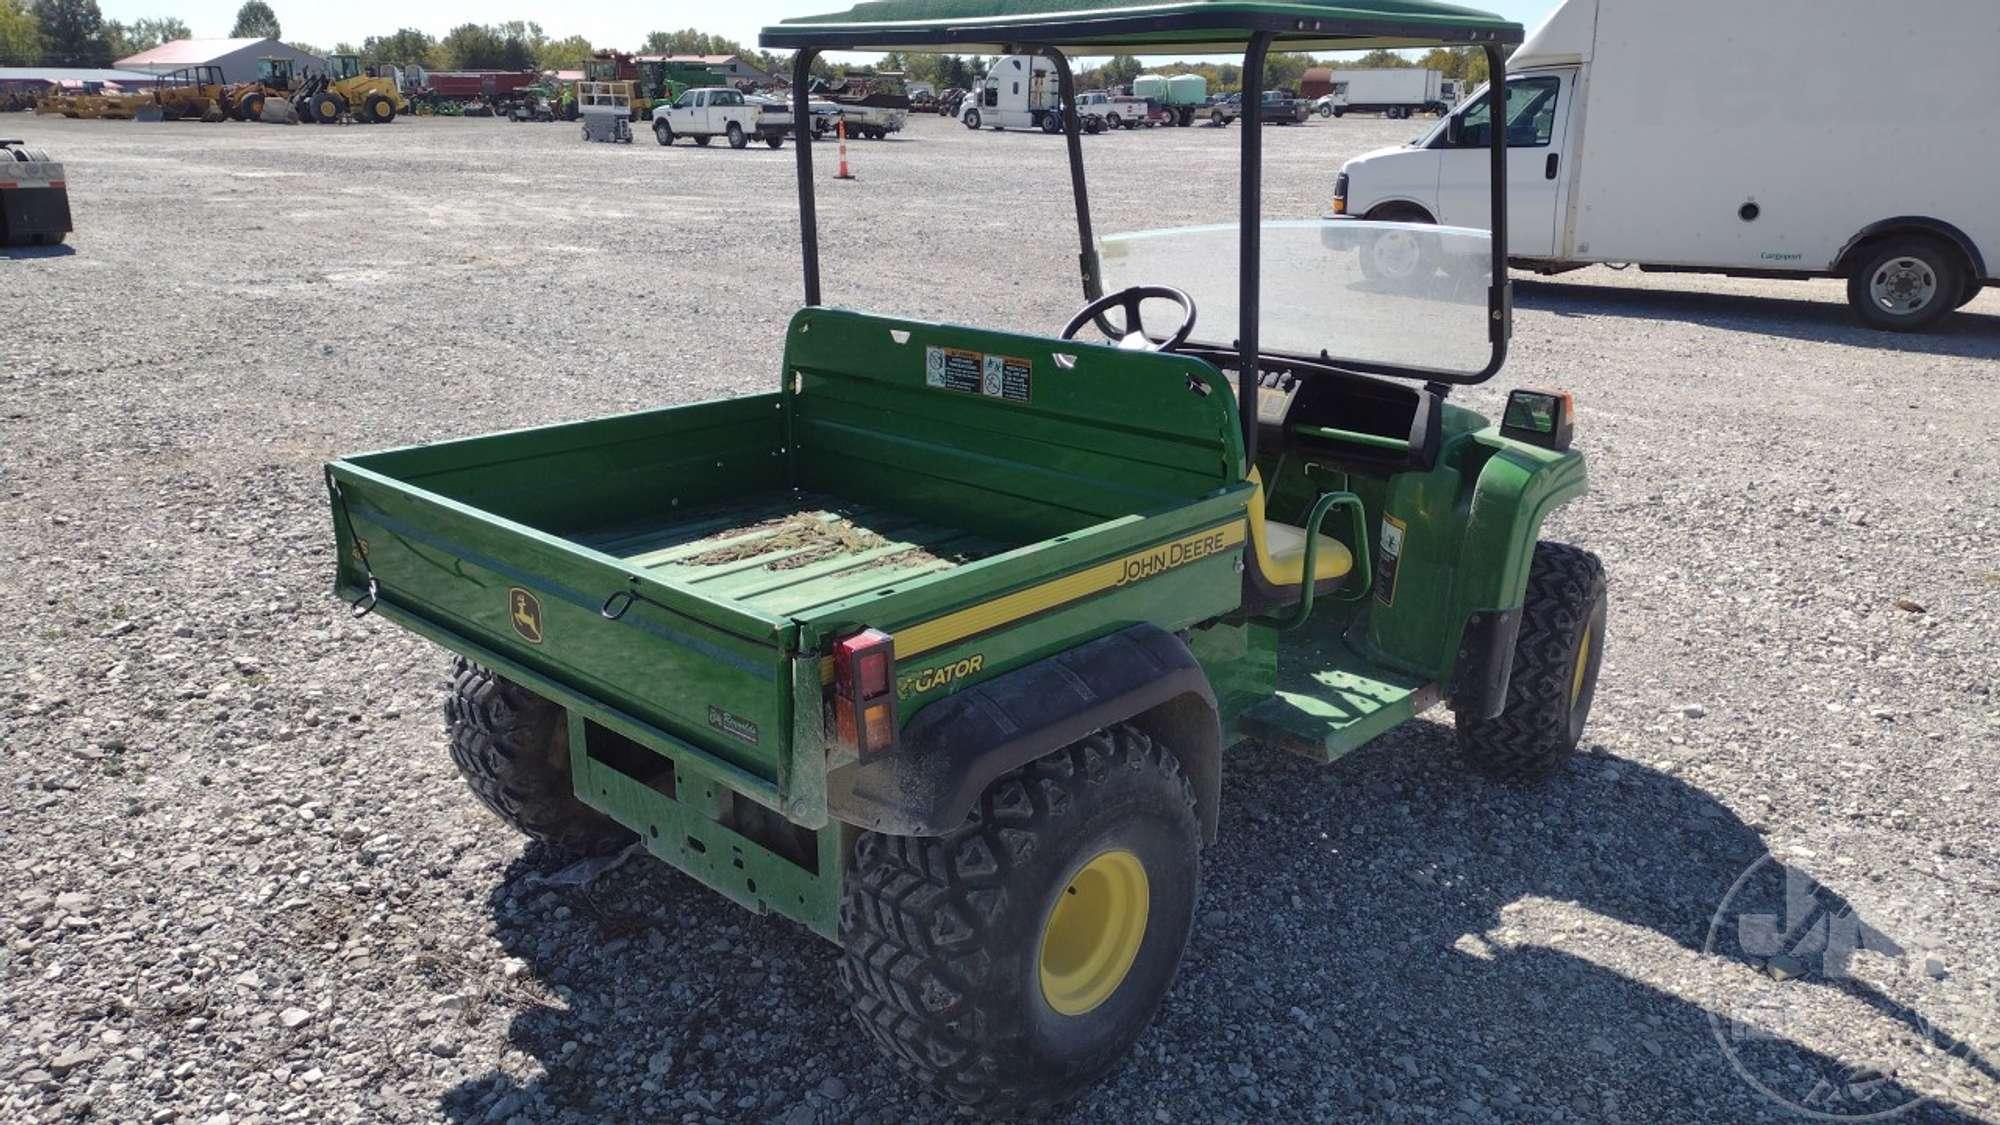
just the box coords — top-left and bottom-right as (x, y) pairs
(761, 0), (1521, 54)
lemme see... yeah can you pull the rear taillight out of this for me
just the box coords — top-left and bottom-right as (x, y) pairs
(833, 628), (898, 757)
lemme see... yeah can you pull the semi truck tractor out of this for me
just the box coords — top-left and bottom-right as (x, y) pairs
(959, 54), (1063, 132)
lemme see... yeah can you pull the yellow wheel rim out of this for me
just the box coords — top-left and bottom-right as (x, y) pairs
(1039, 849), (1149, 1017)
(1571, 629), (1592, 708)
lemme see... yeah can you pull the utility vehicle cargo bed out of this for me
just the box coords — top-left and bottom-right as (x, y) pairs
(327, 310), (1252, 816)
(575, 493), (1010, 618)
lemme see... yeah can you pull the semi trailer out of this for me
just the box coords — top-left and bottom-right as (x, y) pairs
(1326, 67), (1448, 118)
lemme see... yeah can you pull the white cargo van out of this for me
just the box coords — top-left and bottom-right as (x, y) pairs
(1327, 0), (2000, 330)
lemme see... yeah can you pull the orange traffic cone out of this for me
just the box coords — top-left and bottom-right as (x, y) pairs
(835, 118), (856, 180)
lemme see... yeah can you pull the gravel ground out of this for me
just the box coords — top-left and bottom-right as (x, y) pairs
(2, 111), (1997, 1125)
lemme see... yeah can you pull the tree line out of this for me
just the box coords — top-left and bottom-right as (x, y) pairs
(1071, 45), (1497, 94)
(3, 1), (1501, 89)
(0, 3), (796, 75)
(2, 0), (193, 66)
(334, 26), (790, 76)
(863, 44), (1497, 94)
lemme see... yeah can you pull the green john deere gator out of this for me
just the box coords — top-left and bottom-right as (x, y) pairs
(325, 0), (1604, 1112)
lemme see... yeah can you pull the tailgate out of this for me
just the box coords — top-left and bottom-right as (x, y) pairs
(325, 405), (798, 788)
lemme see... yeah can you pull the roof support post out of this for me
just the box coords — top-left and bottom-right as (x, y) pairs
(1482, 43), (1510, 361)
(792, 48), (823, 306)
(1044, 48), (1100, 303)
(1237, 31), (1274, 470)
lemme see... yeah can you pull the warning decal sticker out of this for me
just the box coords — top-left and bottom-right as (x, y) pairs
(926, 346), (1031, 404)
(1375, 514), (1407, 607)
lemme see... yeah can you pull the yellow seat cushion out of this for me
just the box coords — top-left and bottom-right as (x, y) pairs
(1247, 469), (1353, 588)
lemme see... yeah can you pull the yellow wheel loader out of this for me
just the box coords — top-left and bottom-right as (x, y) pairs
(224, 58), (303, 123)
(36, 85), (150, 120)
(135, 66), (229, 123)
(297, 55), (408, 124)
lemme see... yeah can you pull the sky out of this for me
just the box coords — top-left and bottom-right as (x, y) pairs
(99, 0), (1563, 61)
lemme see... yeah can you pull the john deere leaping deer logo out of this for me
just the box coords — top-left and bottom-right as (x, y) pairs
(508, 587), (544, 645)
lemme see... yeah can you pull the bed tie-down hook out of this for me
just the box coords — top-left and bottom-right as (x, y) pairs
(601, 582), (679, 622)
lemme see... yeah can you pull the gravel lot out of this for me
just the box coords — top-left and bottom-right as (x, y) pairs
(3, 110), (1997, 1125)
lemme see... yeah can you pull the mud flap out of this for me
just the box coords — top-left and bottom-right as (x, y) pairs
(1446, 607), (1522, 720)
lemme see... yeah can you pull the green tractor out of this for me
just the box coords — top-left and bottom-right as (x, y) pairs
(637, 58), (729, 113)
(325, 0), (1599, 1113)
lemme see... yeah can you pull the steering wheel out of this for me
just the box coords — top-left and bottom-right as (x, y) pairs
(1061, 286), (1197, 352)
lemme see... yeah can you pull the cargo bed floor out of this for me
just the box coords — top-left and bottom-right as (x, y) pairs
(574, 492), (1013, 617)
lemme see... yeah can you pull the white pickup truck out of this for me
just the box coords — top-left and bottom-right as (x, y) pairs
(650, 87), (792, 149)
(1074, 90), (1155, 130)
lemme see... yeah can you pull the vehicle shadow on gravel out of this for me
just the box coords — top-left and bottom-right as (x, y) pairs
(1172, 727), (1992, 1123)
(440, 726), (1990, 1124)
(1514, 277), (2000, 357)
(2, 243), (75, 259)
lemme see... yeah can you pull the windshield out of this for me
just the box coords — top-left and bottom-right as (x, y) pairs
(1099, 220), (1493, 377)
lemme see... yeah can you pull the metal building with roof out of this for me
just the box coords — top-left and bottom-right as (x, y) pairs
(115, 38), (326, 85)
(0, 67), (162, 93)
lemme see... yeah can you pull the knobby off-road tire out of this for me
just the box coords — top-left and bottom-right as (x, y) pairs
(838, 725), (1200, 1116)
(1457, 541), (1608, 779)
(444, 657), (632, 853)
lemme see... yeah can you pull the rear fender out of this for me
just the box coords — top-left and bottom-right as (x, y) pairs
(825, 624), (1221, 842)
(1444, 438), (1588, 718)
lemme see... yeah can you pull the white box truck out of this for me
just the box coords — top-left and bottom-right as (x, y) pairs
(1327, 68), (1447, 118)
(1326, 0), (2000, 330)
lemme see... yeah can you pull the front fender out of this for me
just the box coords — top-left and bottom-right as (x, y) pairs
(1443, 436), (1588, 717)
